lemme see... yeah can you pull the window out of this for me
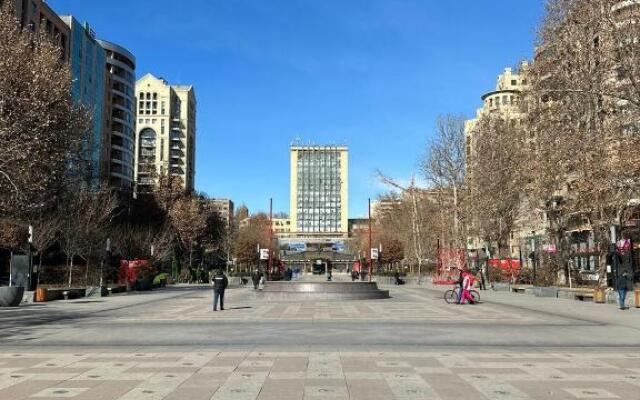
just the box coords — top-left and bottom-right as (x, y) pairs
(511, 80), (517, 85)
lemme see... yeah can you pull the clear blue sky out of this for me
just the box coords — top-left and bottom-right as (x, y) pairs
(49, 0), (544, 217)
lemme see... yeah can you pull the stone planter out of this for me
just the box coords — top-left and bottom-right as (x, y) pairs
(0, 286), (25, 307)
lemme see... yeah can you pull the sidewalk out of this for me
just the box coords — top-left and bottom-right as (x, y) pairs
(394, 281), (640, 332)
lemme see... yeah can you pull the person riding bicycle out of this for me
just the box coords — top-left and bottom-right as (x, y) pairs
(459, 271), (476, 305)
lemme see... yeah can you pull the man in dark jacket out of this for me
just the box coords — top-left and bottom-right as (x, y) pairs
(212, 269), (229, 311)
(617, 271), (632, 310)
(252, 268), (262, 290)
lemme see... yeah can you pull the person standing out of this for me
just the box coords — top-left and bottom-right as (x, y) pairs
(252, 268), (262, 290)
(212, 269), (228, 311)
(617, 271), (632, 310)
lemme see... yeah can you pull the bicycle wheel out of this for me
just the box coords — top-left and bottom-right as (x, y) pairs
(470, 290), (481, 303)
(444, 290), (458, 304)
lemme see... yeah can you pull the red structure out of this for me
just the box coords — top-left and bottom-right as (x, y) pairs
(119, 259), (154, 288)
(433, 248), (467, 285)
(488, 258), (521, 282)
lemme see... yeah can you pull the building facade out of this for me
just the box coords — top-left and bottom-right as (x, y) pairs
(2, 0), (70, 61)
(134, 74), (196, 192)
(61, 16), (106, 187)
(289, 145), (348, 237)
(464, 61), (547, 258)
(208, 199), (234, 229)
(272, 218), (291, 236)
(98, 40), (136, 191)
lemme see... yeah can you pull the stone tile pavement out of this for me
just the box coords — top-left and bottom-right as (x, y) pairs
(1, 350), (640, 399)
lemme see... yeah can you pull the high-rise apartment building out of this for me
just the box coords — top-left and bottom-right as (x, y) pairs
(61, 16), (106, 187)
(464, 61), (546, 257)
(134, 74), (196, 192)
(464, 61), (529, 152)
(2, 0), (69, 61)
(289, 145), (348, 237)
(98, 40), (136, 190)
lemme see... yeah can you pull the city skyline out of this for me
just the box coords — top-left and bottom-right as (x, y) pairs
(47, 0), (544, 216)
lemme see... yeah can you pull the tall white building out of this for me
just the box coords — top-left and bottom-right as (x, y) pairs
(134, 74), (196, 192)
(289, 145), (348, 238)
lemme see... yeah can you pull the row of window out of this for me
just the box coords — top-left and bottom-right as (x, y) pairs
(487, 94), (519, 108)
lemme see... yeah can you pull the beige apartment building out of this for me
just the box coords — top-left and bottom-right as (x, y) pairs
(272, 218), (292, 236)
(465, 61), (547, 258)
(289, 145), (349, 238)
(134, 74), (196, 192)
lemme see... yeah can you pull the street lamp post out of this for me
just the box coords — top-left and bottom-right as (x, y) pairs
(530, 232), (537, 286)
(368, 198), (372, 282)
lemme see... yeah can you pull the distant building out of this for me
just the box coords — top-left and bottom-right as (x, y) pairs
(98, 39), (136, 191)
(61, 16), (106, 187)
(348, 218), (369, 237)
(272, 218), (291, 235)
(371, 198), (402, 219)
(289, 145), (348, 238)
(208, 199), (234, 228)
(134, 74), (196, 192)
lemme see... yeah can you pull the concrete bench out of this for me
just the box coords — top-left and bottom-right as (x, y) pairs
(510, 285), (532, 294)
(557, 288), (595, 301)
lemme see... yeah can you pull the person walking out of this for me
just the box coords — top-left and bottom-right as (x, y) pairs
(617, 271), (632, 310)
(212, 269), (228, 311)
(252, 268), (262, 290)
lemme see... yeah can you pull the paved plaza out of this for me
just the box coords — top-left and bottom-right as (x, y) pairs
(1, 284), (640, 399)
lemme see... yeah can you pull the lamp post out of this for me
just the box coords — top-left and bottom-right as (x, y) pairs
(368, 198), (372, 282)
(530, 232), (537, 286)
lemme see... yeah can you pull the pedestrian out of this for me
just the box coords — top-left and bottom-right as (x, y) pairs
(394, 268), (405, 285)
(212, 269), (228, 311)
(252, 268), (262, 290)
(454, 267), (464, 304)
(617, 271), (632, 310)
(459, 271), (476, 305)
(478, 264), (487, 290)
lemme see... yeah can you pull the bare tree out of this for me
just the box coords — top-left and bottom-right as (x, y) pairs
(0, 3), (88, 219)
(59, 189), (117, 287)
(466, 114), (525, 257)
(169, 195), (207, 273)
(421, 114), (467, 245)
(29, 212), (63, 286)
(526, 0), (640, 282)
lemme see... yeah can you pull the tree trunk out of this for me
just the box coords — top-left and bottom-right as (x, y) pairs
(68, 256), (74, 288)
(36, 253), (43, 288)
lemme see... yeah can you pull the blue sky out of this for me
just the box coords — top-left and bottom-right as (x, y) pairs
(49, 0), (544, 217)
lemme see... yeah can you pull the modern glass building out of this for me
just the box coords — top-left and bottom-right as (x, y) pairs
(98, 39), (136, 191)
(290, 145), (348, 237)
(61, 16), (106, 188)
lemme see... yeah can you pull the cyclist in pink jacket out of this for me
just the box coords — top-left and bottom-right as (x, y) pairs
(459, 271), (476, 305)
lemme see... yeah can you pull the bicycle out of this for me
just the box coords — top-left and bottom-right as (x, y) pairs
(444, 286), (480, 304)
